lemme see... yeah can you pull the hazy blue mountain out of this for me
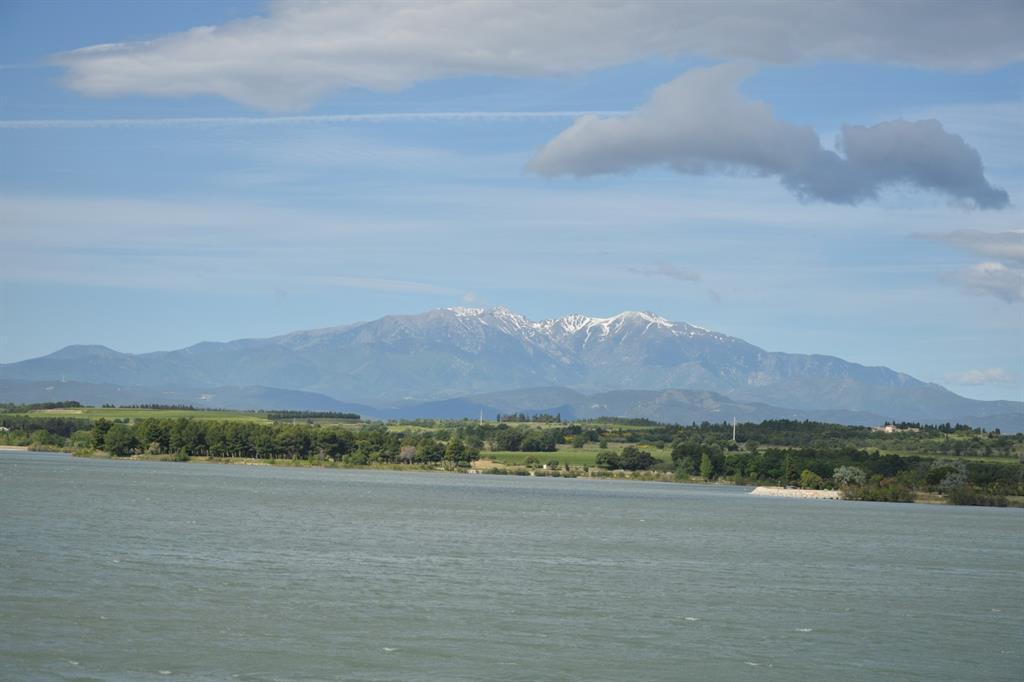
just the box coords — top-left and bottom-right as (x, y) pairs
(2, 307), (1020, 427)
(3, 379), (1022, 432)
(0, 379), (372, 413)
(398, 386), (890, 426)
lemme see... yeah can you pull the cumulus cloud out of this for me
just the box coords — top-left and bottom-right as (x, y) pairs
(924, 230), (1024, 302)
(528, 64), (1008, 209)
(52, 1), (1024, 111)
(627, 263), (701, 283)
(945, 368), (1017, 385)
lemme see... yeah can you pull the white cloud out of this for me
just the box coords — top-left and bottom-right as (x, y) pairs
(945, 368), (1017, 385)
(52, 1), (1024, 111)
(528, 65), (1009, 209)
(923, 230), (1024, 303)
(944, 262), (1024, 303)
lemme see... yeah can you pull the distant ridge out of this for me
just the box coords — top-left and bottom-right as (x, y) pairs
(1, 307), (1020, 430)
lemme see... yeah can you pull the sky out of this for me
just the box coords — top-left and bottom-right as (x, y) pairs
(0, 0), (1022, 401)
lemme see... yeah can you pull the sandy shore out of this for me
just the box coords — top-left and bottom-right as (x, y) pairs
(0, 445), (30, 451)
(750, 486), (842, 500)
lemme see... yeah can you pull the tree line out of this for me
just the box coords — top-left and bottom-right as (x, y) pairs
(2, 410), (1020, 505)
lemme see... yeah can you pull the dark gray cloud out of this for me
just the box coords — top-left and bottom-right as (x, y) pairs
(53, 2), (1024, 111)
(840, 121), (1009, 209)
(529, 65), (1008, 209)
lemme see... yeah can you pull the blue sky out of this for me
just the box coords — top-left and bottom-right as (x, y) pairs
(1, 1), (1021, 401)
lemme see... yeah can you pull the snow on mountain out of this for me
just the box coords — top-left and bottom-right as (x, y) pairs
(2, 305), (1018, 425)
(438, 307), (724, 353)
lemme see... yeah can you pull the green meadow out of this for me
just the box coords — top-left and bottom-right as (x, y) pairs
(23, 407), (271, 423)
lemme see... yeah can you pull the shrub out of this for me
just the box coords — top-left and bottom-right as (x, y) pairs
(834, 465), (866, 487)
(799, 469), (824, 489)
(946, 486), (1008, 507)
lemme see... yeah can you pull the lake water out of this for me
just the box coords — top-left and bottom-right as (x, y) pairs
(1, 451), (1021, 681)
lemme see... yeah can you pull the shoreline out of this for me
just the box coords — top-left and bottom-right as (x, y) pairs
(7, 449), (1021, 507)
(749, 485), (842, 500)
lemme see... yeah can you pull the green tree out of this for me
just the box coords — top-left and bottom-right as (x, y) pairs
(700, 452), (714, 480)
(799, 469), (824, 489)
(444, 438), (470, 466)
(91, 418), (112, 449)
(275, 424), (312, 460)
(317, 428), (355, 459)
(619, 445), (657, 471)
(783, 453), (795, 485)
(521, 430), (557, 452)
(417, 437), (445, 463)
(104, 423), (137, 457)
(170, 418), (205, 456)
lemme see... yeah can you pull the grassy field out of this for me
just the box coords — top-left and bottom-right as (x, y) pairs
(21, 407), (271, 423)
(483, 443), (669, 467)
(8, 408), (1019, 464)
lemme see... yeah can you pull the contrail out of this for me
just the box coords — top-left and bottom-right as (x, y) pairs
(0, 111), (625, 129)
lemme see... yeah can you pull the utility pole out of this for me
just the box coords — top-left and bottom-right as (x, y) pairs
(732, 417), (737, 443)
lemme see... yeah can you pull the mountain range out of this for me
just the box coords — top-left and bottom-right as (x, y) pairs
(2, 307), (1020, 430)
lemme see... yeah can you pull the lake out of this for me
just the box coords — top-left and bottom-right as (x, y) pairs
(1, 450), (1021, 681)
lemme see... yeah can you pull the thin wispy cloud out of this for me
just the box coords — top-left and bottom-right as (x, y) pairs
(919, 229), (1024, 264)
(627, 264), (701, 283)
(51, 1), (1024, 111)
(945, 368), (1017, 386)
(923, 230), (1024, 303)
(626, 263), (725, 304)
(0, 111), (624, 130)
(310, 276), (462, 296)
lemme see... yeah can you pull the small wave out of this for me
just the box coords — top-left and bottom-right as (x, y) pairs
(382, 647), (397, 652)
(68, 660), (79, 666)
(684, 617), (700, 621)
(744, 662), (760, 667)
(158, 671), (172, 675)
(795, 628), (814, 632)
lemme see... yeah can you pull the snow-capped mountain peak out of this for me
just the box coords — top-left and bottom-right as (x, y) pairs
(446, 306), (485, 317)
(443, 306), (709, 342)
(5, 304), (1002, 427)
